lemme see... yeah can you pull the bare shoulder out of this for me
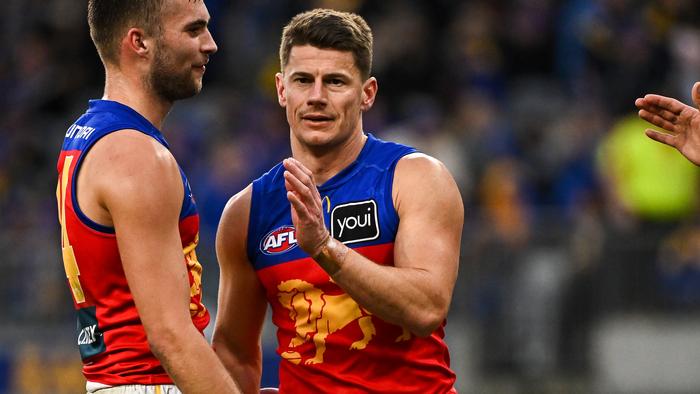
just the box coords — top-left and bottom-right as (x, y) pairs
(216, 184), (253, 257)
(219, 184), (253, 229)
(393, 152), (464, 216)
(87, 129), (182, 211)
(90, 129), (177, 176)
(393, 153), (464, 256)
(395, 152), (450, 176)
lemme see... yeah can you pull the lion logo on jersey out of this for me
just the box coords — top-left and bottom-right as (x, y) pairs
(276, 279), (411, 365)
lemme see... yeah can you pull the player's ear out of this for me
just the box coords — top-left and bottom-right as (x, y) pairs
(125, 28), (150, 58)
(275, 72), (287, 108)
(361, 77), (377, 112)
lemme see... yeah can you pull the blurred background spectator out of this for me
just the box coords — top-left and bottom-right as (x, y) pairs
(2, 0), (700, 392)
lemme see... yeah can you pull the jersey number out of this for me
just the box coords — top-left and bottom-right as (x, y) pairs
(57, 155), (86, 303)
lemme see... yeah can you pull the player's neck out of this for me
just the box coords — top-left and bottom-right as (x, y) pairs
(292, 132), (367, 185)
(102, 71), (173, 130)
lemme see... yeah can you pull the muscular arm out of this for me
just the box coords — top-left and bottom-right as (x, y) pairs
(283, 154), (463, 336)
(635, 81), (700, 166)
(212, 185), (268, 393)
(85, 131), (240, 393)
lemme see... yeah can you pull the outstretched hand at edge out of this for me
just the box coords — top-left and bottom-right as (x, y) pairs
(635, 81), (700, 166)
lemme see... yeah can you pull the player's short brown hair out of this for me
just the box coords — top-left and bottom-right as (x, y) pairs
(279, 8), (373, 80)
(87, 0), (183, 64)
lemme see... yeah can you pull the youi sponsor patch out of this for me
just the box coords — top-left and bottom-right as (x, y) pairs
(331, 200), (380, 244)
(261, 225), (298, 255)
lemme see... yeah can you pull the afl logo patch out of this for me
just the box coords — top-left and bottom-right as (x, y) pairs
(331, 200), (380, 244)
(261, 226), (298, 255)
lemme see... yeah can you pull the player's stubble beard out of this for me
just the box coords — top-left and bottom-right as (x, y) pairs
(147, 38), (202, 103)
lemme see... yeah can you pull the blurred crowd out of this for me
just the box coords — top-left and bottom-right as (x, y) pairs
(2, 0), (700, 392)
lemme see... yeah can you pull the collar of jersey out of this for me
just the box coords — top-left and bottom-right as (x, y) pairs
(86, 99), (169, 149)
(317, 132), (376, 192)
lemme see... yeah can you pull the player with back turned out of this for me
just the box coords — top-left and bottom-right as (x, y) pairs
(55, 1), (240, 392)
(213, 8), (464, 393)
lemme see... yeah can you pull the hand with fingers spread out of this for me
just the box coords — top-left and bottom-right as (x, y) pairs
(635, 81), (700, 166)
(282, 158), (331, 258)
